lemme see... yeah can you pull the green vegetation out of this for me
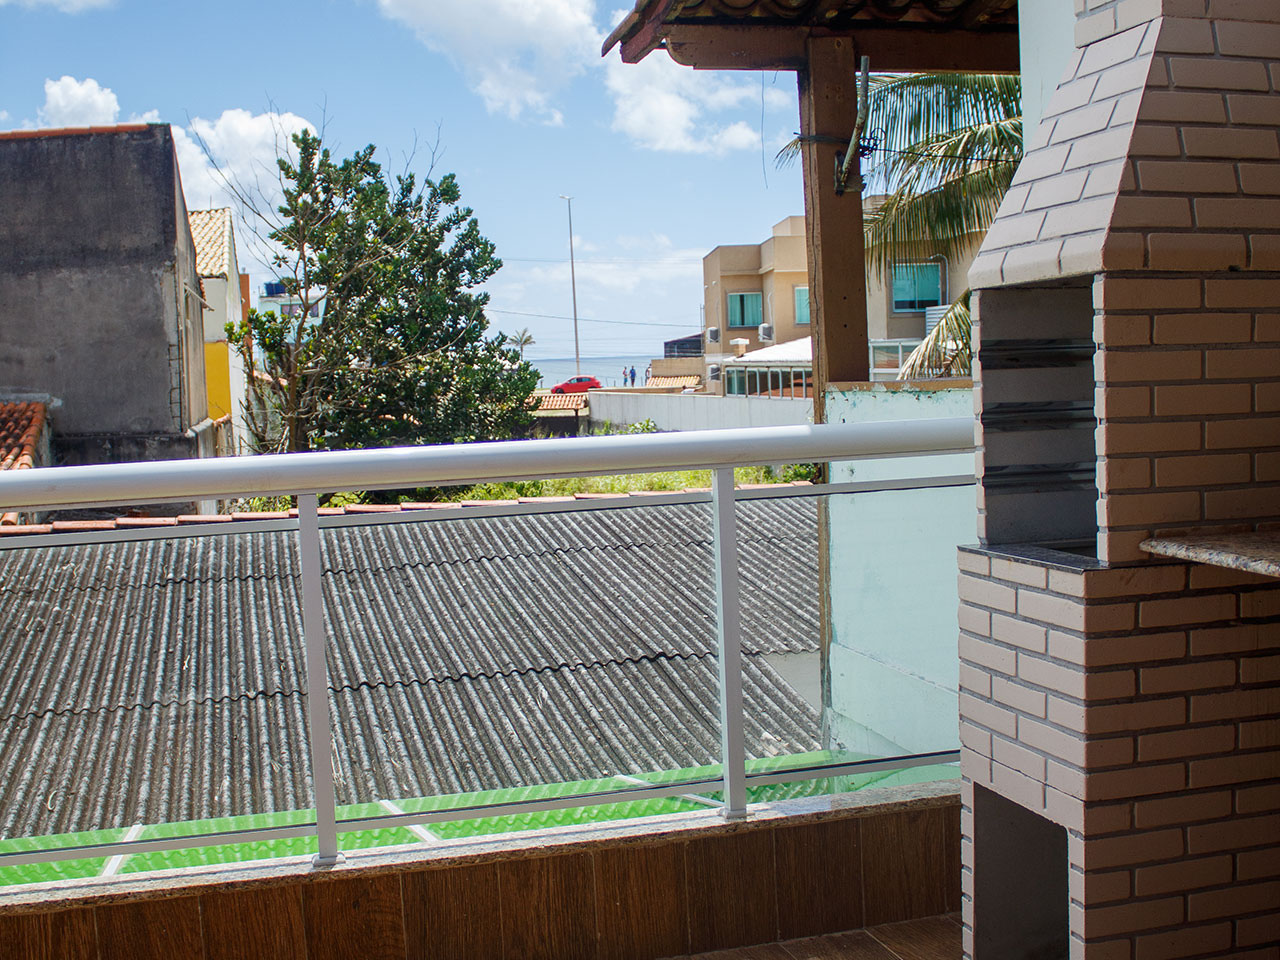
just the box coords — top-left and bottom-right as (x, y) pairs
(865, 74), (1021, 379)
(449, 465), (784, 501)
(230, 129), (537, 454)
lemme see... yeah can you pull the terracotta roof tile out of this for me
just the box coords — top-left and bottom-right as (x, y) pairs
(0, 484), (796, 539)
(536, 392), (590, 411)
(187, 208), (234, 278)
(0, 402), (46, 473)
(0, 123), (151, 141)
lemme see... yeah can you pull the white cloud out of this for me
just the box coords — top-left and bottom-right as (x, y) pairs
(172, 109), (315, 276)
(0, 0), (111, 11)
(373, 1), (792, 154)
(604, 50), (779, 155)
(37, 75), (118, 127)
(375, 0), (602, 124)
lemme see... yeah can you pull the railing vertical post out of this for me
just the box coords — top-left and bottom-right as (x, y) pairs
(298, 493), (342, 865)
(711, 466), (748, 819)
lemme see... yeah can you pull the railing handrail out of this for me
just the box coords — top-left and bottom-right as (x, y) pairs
(0, 418), (975, 512)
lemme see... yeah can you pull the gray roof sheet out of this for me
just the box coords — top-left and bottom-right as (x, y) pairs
(0, 499), (820, 838)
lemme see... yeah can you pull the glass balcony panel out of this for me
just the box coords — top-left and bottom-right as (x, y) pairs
(735, 481), (969, 801)
(320, 501), (727, 840)
(0, 530), (313, 883)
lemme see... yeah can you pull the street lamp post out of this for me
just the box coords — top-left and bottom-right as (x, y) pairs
(559, 195), (581, 377)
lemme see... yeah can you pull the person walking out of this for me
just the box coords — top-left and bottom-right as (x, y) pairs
(645, 364), (652, 384)
(622, 365), (629, 386)
(629, 366), (637, 387)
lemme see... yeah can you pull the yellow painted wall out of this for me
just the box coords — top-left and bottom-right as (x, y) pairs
(204, 341), (232, 421)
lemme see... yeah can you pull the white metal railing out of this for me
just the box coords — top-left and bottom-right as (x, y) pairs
(0, 419), (974, 873)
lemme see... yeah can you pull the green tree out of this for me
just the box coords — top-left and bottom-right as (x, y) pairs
(229, 130), (537, 453)
(863, 73), (1021, 378)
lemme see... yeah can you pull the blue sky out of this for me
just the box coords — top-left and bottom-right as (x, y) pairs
(0, 0), (806, 362)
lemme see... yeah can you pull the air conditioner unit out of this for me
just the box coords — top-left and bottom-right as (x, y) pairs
(706, 326), (721, 344)
(924, 305), (948, 336)
(708, 364), (722, 381)
(758, 322), (775, 344)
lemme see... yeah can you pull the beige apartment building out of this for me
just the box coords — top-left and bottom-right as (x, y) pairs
(701, 210), (979, 394)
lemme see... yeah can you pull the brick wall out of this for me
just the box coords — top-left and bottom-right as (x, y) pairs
(1096, 273), (1280, 563)
(958, 547), (1280, 958)
(1074, 0), (1280, 48)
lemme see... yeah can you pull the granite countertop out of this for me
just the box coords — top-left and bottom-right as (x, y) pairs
(1141, 532), (1280, 578)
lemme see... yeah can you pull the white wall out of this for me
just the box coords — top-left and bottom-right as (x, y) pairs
(1020, 0), (1079, 149)
(588, 391), (811, 432)
(823, 385), (977, 756)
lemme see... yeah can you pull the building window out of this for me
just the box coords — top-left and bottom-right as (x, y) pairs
(892, 263), (942, 312)
(726, 368), (746, 395)
(727, 292), (763, 327)
(794, 286), (810, 325)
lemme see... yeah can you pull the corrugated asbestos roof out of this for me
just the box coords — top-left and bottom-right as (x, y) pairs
(0, 499), (821, 837)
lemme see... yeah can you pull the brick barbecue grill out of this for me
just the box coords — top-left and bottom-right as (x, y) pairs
(959, 2), (1280, 957)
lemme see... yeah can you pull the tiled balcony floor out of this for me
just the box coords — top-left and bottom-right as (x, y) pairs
(676, 915), (962, 960)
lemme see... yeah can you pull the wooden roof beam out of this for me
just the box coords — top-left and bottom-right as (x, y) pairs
(652, 23), (1019, 73)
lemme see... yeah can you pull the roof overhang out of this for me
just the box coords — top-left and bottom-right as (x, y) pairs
(603, 0), (1019, 72)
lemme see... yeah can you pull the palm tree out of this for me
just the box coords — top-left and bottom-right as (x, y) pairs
(512, 327), (535, 359)
(779, 73), (1022, 378)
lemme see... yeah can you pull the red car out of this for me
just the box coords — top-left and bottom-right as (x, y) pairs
(550, 375), (601, 394)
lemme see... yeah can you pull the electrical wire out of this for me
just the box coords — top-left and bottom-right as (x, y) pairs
(487, 307), (693, 329)
(501, 257), (700, 264)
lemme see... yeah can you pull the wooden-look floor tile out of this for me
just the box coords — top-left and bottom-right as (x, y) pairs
(0, 908), (95, 960)
(867, 916), (962, 960)
(202, 884), (307, 960)
(403, 862), (503, 960)
(683, 943), (795, 960)
(779, 930), (900, 960)
(773, 818), (863, 940)
(594, 842), (688, 960)
(941, 809), (961, 915)
(860, 808), (955, 926)
(302, 874), (405, 960)
(684, 829), (779, 954)
(95, 896), (203, 960)
(500, 852), (597, 960)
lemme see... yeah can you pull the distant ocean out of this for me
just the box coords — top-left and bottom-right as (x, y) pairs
(527, 355), (659, 389)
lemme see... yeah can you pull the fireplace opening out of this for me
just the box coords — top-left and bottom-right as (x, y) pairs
(973, 784), (1069, 960)
(976, 281), (1097, 549)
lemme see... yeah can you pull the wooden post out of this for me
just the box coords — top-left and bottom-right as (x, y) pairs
(798, 36), (869, 740)
(798, 35), (870, 425)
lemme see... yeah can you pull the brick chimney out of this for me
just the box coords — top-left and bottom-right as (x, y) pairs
(959, 1), (1280, 957)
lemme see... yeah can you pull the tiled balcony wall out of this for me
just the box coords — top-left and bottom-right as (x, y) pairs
(0, 790), (960, 960)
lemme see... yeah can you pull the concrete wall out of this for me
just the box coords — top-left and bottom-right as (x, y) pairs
(0, 125), (210, 463)
(588, 390), (811, 432)
(651, 356), (703, 379)
(824, 384), (977, 756)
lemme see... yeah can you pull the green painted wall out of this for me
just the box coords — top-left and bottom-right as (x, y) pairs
(823, 386), (976, 756)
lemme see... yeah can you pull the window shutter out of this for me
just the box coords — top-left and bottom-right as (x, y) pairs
(727, 294), (743, 327)
(794, 287), (810, 324)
